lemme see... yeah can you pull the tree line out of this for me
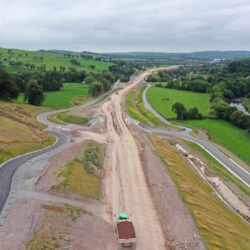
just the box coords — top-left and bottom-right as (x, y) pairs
(148, 60), (250, 132)
(0, 60), (137, 106)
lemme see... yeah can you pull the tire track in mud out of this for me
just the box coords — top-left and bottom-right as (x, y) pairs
(102, 72), (168, 250)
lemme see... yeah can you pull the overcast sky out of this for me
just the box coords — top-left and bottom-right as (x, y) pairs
(0, 0), (250, 52)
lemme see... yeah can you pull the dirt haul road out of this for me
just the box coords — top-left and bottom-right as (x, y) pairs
(102, 68), (177, 250)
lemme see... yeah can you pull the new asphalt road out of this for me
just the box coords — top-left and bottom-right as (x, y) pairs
(0, 132), (67, 213)
(142, 84), (250, 187)
(0, 80), (122, 215)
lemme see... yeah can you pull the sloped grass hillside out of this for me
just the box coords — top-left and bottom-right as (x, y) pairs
(0, 48), (113, 72)
(150, 135), (250, 250)
(0, 101), (55, 164)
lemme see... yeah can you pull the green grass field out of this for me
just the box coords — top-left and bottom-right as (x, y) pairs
(182, 119), (250, 165)
(243, 98), (250, 112)
(15, 83), (90, 108)
(147, 87), (211, 118)
(0, 48), (113, 72)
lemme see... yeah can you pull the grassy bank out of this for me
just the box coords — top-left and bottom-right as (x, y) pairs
(53, 141), (103, 199)
(147, 87), (211, 118)
(56, 112), (88, 125)
(184, 140), (249, 196)
(0, 101), (55, 164)
(15, 83), (90, 108)
(150, 135), (250, 250)
(125, 90), (149, 124)
(182, 119), (250, 165)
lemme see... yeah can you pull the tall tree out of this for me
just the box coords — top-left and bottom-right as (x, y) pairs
(172, 102), (187, 119)
(0, 67), (19, 100)
(24, 79), (44, 106)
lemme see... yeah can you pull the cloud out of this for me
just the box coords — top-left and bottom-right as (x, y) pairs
(0, 0), (249, 52)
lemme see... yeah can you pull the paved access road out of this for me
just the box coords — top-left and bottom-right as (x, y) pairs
(142, 84), (250, 187)
(0, 80), (122, 215)
(0, 132), (67, 213)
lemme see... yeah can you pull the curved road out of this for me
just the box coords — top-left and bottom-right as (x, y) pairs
(142, 84), (250, 187)
(0, 80), (121, 215)
(0, 132), (67, 213)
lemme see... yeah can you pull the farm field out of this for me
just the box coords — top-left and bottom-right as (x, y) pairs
(150, 135), (250, 250)
(147, 87), (211, 118)
(15, 83), (90, 108)
(0, 48), (113, 72)
(182, 119), (250, 165)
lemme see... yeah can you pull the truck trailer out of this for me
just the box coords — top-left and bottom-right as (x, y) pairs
(115, 213), (136, 248)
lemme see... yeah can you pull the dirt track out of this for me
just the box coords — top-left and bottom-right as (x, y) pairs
(102, 71), (169, 249)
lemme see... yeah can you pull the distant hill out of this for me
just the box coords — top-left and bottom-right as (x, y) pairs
(38, 49), (99, 57)
(186, 51), (250, 60)
(103, 51), (250, 62)
(0, 47), (113, 73)
(38, 49), (76, 55)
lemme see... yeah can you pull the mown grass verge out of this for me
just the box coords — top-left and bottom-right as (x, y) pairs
(53, 141), (103, 199)
(149, 135), (250, 250)
(56, 112), (88, 125)
(125, 90), (149, 124)
(47, 113), (66, 125)
(182, 119), (250, 166)
(135, 85), (168, 126)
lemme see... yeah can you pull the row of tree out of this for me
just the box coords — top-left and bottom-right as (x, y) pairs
(0, 67), (44, 105)
(172, 102), (203, 120)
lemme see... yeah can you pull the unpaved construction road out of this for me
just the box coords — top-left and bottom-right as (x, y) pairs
(102, 70), (170, 249)
(3, 66), (246, 249)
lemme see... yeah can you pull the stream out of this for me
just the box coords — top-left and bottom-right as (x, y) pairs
(230, 97), (250, 116)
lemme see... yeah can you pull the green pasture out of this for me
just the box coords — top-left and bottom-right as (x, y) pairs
(147, 87), (211, 118)
(0, 48), (113, 72)
(182, 119), (250, 165)
(15, 83), (90, 108)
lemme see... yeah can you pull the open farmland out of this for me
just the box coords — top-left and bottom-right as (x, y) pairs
(147, 87), (211, 119)
(15, 83), (91, 108)
(0, 48), (113, 73)
(182, 119), (250, 165)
